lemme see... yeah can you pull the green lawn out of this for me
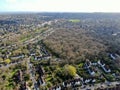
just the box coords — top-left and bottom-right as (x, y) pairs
(78, 63), (84, 68)
(46, 74), (52, 82)
(69, 19), (80, 23)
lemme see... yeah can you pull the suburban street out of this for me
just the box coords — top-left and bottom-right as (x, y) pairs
(27, 58), (40, 90)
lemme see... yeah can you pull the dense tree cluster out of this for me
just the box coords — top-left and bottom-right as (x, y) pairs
(43, 13), (120, 63)
(44, 28), (106, 62)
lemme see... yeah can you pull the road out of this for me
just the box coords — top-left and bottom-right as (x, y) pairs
(0, 60), (25, 68)
(23, 27), (55, 45)
(27, 58), (40, 90)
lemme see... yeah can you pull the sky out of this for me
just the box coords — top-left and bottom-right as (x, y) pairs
(0, 0), (120, 12)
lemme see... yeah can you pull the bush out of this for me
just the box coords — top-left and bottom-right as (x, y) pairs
(24, 74), (30, 81)
(47, 82), (52, 88)
(4, 59), (11, 64)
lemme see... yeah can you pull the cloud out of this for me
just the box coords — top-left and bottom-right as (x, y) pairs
(1, 0), (120, 12)
(6, 0), (17, 3)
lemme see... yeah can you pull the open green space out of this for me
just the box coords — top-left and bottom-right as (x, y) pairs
(69, 19), (80, 23)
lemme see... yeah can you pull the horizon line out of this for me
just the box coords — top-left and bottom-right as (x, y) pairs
(0, 11), (120, 14)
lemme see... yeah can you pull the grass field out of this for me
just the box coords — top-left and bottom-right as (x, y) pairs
(69, 19), (80, 23)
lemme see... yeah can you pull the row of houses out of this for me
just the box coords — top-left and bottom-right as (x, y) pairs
(12, 69), (30, 90)
(84, 59), (111, 76)
(34, 55), (51, 61)
(36, 65), (46, 86)
(10, 54), (25, 60)
(96, 84), (120, 90)
(50, 78), (81, 90)
(50, 77), (96, 90)
(31, 44), (51, 61)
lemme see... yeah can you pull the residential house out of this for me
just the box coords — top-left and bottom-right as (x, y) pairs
(35, 56), (42, 60)
(98, 60), (111, 73)
(102, 65), (111, 73)
(84, 60), (91, 69)
(11, 54), (24, 60)
(98, 60), (105, 67)
(84, 60), (96, 75)
(88, 67), (95, 76)
(110, 54), (116, 60)
(30, 53), (36, 56)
